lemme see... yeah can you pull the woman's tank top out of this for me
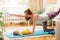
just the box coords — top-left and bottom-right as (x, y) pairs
(37, 13), (49, 22)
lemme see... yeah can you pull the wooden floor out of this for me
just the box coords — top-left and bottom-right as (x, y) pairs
(21, 36), (55, 40)
(4, 24), (56, 40)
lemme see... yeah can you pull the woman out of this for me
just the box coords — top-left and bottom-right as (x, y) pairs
(24, 8), (60, 33)
(9, 8), (60, 34)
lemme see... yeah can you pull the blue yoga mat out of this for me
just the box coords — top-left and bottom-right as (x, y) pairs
(5, 30), (55, 38)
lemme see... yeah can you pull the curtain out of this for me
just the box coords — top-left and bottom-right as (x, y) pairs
(29, 0), (43, 12)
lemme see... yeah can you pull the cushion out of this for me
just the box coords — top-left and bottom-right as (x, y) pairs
(35, 9), (45, 14)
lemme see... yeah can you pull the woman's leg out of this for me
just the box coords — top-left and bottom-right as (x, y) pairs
(42, 21), (47, 32)
(42, 21), (54, 32)
(42, 8), (60, 32)
(48, 8), (60, 19)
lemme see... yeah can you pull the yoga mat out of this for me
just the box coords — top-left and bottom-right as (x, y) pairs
(5, 31), (48, 38)
(5, 30), (55, 38)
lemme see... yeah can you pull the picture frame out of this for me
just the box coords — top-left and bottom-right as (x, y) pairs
(47, 0), (56, 4)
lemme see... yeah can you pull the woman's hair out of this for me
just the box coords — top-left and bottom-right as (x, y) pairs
(24, 9), (32, 21)
(24, 9), (32, 15)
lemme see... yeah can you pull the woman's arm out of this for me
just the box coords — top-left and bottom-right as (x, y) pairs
(32, 14), (38, 34)
(8, 14), (25, 17)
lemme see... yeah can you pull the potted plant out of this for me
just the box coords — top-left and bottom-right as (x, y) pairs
(0, 12), (4, 40)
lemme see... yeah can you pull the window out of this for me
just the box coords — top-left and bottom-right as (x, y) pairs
(0, 0), (29, 15)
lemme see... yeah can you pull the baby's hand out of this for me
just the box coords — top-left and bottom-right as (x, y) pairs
(29, 32), (34, 36)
